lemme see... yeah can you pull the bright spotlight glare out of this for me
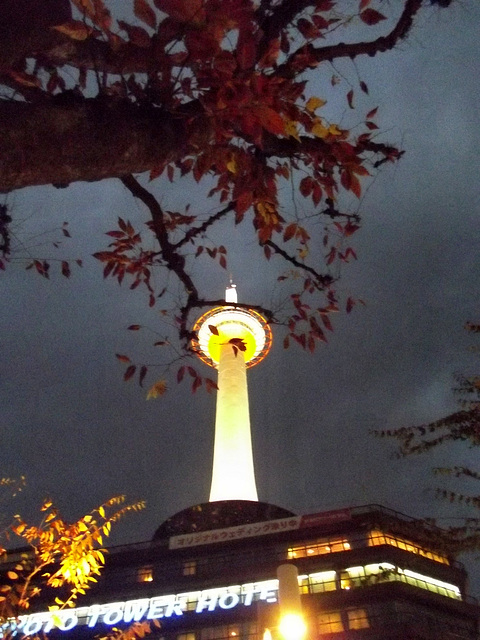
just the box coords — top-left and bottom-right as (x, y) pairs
(279, 613), (307, 640)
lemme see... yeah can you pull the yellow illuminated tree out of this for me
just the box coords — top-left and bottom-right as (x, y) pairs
(0, 494), (145, 624)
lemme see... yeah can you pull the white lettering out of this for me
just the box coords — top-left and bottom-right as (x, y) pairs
(165, 598), (184, 618)
(259, 581), (278, 604)
(147, 596), (169, 619)
(196, 590), (218, 613)
(23, 618), (43, 636)
(103, 604), (124, 626)
(87, 605), (102, 628)
(123, 599), (150, 623)
(218, 593), (239, 610)
(57, 613), (78, 631)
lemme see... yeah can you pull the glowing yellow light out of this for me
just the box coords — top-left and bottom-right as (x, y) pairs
(192, 306), (272, 369)
(279, 614), (307, 640)
(344, 543), (351, 549)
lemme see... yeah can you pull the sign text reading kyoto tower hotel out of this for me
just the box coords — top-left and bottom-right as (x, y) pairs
(6, 579), (280, 637)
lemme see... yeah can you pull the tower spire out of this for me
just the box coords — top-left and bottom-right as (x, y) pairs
(192, 286), (272, 502)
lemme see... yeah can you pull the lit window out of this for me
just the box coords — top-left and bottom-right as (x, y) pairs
(183, 561), (197, 576)
(318, 611), (343, 633)
(137, 566), (153, 582)
(309, 570), (336, 593)
(287, 538), (350, 559)
(178, 633), (196, 640)
(347, 608), (369, 630)
(368, 530), (449, 564)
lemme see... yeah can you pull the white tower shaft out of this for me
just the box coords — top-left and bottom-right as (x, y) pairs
(209, 342), (258, 502)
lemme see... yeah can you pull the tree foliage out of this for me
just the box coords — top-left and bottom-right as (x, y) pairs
(0, 0), (452, 391)
(0, 493), (145, 624)
(374, 323), (480, 550)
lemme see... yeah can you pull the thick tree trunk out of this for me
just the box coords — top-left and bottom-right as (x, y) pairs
(0, 99), (186, 192)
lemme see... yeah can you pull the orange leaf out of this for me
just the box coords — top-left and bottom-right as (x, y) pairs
(52, 21), (93, 41)
(209, 325), (219, 336)
(283, 223), (297, 242)
(146, 379), (167, 399)
(255, 106), (285, 136)
(116, 354), (130, 363)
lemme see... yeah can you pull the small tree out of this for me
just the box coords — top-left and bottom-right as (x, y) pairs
(0, 0), (454, 392)
(375, 323), (480, 551)
(0, 493), (145, 625)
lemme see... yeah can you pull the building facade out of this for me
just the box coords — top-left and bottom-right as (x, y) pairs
(11, 501), (480, 640)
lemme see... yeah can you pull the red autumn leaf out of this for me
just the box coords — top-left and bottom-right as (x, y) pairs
(366, 106), (378, 119)
(312, 15), (329, 30)
(255, 106), (285, 136)
(134, 0), (156, 29)
(359, 0), (371, 9)
(360, 81), (369, 94)
(192, 376), (202, 393)
(326, 247), (336, 265)
(365, 121), (379, 130)
(297, 18), (318, 40)
(177, 366), (185, 383)
(305, 182), (318, 206)
(347, 89), (354, 109)
(344, 222), (360, 236)
(346, 297), (355, 313)
(128, 324), (141, 330)
(139, 365), (148, 387)
(219, 254), (227, 269)
(237, 36), (257, 71)
(154, 0), (205, 24)
(321, 313), (333, 332)
(283, 335), (290, 349)
(360, 8), (387, 25)
(118, 21), (151, 48)
(299, 176), (314, 197)
(116, 354), (131, 363)
(283, 223), (297, 242)
(205, 378), (218, 394)
(124, 365), (137, 381)
(345, 247), (357, 260)
(229, 338), (247, 351)
(236, 191), (253, 217)
(350, 172), (362, 198)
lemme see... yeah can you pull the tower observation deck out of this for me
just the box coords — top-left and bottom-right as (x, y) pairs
(192, 284), (272, 502)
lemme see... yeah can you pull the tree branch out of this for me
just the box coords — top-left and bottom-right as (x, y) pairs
(174, 202), (235, 249)
(276, 0), (423, 77)
(264, 239), (333, 288)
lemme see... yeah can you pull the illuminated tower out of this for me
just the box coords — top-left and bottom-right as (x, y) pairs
(192, 284), (272, 502)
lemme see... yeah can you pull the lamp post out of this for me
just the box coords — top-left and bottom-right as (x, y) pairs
(192, 284), (272, 502)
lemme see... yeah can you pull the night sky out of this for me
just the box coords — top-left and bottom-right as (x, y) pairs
(1, 1), (480, 590)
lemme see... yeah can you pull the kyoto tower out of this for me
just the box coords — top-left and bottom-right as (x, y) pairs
(192, 283), (272, 502)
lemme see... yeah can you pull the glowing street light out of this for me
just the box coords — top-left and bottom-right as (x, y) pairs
(277, 564), (306, 640)
(192, 283), (272, 502)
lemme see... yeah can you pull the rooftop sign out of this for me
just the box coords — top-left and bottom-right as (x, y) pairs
(169, 508), (351, 549)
